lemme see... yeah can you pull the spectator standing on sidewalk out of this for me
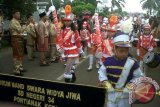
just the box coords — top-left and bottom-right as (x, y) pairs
(26, 14), (37, 61)
(48, 17), (58, 63)
(9, 9), (26, 76)
(37, 12), (50, 66)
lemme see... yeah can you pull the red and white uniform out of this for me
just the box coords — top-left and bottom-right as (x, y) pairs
(137, 34), (156, 60)
(90, 33), (98, 45)
(80, 29), (90, 42)
(89, 33), (98, 54)
(101, 38), (114, 62)
(61, 27), (82, 58)
(101, 31), (107, 39)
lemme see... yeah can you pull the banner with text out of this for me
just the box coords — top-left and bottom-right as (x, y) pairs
(0, 73), (106, 107)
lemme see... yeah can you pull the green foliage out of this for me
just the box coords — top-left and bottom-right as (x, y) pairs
(71, 1), (86, 6)
(71, 1), (96, 17)
(53, 0), (60, 10)
(140, 0), (159, 15)
(157, 10), (160, 17)
(64, 0), (72, 5)
(1, 0), (36, 19)
(98, 12), (108, 17)
(111, 0), (125, 12)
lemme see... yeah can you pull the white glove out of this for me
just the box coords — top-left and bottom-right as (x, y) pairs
(88, 43), (91, 48)
(137, 49), (140, 56)
(46, 6), (55, 16)
(78, 48), (84, 54)
(103, 81), (114, 92)
(49, 6), (55, 12)
(148, 46), (153, 52)
(126, 83), (134, 90)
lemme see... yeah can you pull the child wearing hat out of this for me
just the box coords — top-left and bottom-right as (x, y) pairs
(137, 24), (156, 74)
(80, 21), (91, 58)
(100, 23), (116, 62)
(87, 27), (100, 70)
(98, 32), (144, 107)
(58, 5), (83, 83)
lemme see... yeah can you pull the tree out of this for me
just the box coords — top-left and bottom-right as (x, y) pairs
(71, 1), (95, 17)
(140, 0), (159, 15)
(110, 0), (125, 13)
(77, 0), (97, 6)
(1, 0), (36, 19)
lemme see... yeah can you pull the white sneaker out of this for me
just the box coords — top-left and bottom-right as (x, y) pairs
(83, 56), (87, 59)
(71, 65), (76, 70)
(96, 63), (100, 69)
(87, 65), (92, 71)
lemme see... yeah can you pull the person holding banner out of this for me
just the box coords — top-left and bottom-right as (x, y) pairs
(98, 32), (144, 107)
(59, 5), (83, 83)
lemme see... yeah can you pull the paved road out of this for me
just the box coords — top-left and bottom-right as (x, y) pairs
(0, 48), (160, 107)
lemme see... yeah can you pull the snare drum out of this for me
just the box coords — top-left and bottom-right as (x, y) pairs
(143, 51), (160, 68)
(132, 37), (138, 47)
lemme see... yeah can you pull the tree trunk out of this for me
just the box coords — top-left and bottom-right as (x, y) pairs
(150, 9), (152, 15)
(111, 4), (113, 13)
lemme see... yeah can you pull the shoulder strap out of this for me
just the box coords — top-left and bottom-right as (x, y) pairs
(115, 57), (135, 89)
(63, 30), (73, 42)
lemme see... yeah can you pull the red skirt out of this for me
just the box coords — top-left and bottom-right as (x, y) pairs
(64, 47), (79, 58)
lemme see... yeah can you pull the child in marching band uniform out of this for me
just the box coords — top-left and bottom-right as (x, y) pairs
(137, 24), (156, 74)
(80, 21), (91, 58)
(101, 24), (116, 62)
(98, 32), (144, 107)
(87, 27), (100, 70)
(59, 11), (83, 83)
(101, 23), (107, 39)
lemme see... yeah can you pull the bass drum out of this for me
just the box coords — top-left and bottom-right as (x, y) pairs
(143, 51), (160, 68)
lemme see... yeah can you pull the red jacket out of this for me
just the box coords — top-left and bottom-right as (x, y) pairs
(137, 34), (156, 50)
(60, 27), (82, 58)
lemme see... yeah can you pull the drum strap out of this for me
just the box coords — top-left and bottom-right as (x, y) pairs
(63, 30), (73, 42)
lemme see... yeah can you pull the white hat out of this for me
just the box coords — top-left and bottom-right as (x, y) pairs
(113, 33), (131, 47)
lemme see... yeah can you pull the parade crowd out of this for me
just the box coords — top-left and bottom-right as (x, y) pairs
(0, 4), (160, 107)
